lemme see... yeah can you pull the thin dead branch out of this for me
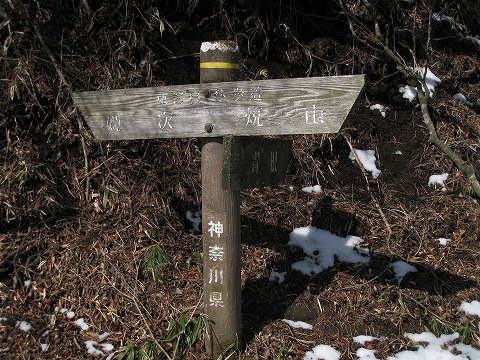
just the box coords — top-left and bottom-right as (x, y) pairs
(343, 135), (394, 255)
(105, 263), (173, 360)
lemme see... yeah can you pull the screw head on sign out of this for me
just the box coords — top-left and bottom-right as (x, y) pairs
(203, 89), (211, 98)
(204, 123), (214, 133)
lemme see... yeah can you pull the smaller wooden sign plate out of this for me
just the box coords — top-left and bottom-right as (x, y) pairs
(222, 136), (292, 190)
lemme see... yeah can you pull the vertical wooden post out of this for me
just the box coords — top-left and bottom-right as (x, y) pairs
(200, 41), (242, 359)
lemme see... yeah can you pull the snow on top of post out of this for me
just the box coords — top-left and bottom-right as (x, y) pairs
(201, 41), (239, 52)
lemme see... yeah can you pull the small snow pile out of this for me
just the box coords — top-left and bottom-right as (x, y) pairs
(3, 308), (115, 356)
(186, 210), (202, 233)
(74, 318), (89, 331)
(357, 348), (378, 359)
(66, 311), (75, 319)
(353, 335), (381, 345)
(453, 93), (474, 106)
(370, 104), (388, 117)
(355, 336), (383, 360)
(390, 260), (417, 283)
(458, 300), (480, 317)
(387, 332), (480, 359)
(399, 67), (441, 101)
(303, 344), (341, 360)
(436, 237), (452, 246)
(306, 331), (480, 360)
(349, 148), (381, 179)
(288, 226), (370, 276)
(85, 340), (115, 357)
(84, 333), (115, 359)
(15, 320), (32, 332)
(39, 330), (50, 352)
(269, 271), (287, 284)
(302, 185), (322, 193)
(282, 319), (313, 330)
(399, 85), (417, 102)
(55, 308), (114, 357)
(419, 67), (442, 93)
(428, 173), (449, 191)
(56, 307), (75, 318)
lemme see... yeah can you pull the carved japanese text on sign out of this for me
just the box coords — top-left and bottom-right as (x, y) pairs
(206, 218), (228, 309)
(73, 75), (365, 140)
(222, 136), (292, 190)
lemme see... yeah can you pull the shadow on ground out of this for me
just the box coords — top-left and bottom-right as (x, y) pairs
(239, 215), (478, 347)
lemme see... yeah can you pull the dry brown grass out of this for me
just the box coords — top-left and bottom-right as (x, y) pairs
(1, 1), (479, 359)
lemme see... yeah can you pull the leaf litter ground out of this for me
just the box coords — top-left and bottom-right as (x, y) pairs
(1, 15), (480, 360)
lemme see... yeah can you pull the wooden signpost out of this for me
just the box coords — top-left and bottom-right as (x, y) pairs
(73, 40), (364, 359)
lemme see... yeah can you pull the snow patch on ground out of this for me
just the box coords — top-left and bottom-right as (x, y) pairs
(15, 320), (32, 332)
(303, 344), (341, 360)
(390, 261), (417, 283)
(302, 185), (322, 193)
(288, 226), (370, 276)
(370, 104), (388, 117)
(269, 271), (287, 284)
(186, 210), (202, 233)
(459, 300), (480, 317)
(428, 173), (449, 191)
(453, 93), (474, 106)
(282, 319), (313, 330)
(399, 67), (441, 101)
(349, 149), (381, 179)
(436, 237), (452, 246)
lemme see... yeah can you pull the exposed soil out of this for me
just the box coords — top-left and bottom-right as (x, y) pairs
(1, 1), (480, 359)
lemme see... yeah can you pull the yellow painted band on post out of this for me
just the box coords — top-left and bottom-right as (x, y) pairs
(200, 62), (240, 69)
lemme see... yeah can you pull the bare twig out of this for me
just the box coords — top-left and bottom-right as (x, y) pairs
(343, 136), (394, 254)
(105, 264), (173, 360)
(81, 0), (92, 17)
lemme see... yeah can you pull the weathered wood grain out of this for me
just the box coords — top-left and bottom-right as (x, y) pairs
(73, 75), (364, 140)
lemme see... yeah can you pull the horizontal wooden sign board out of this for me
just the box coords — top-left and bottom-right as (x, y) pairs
(222, 136), (292, 190)
(73, 75), (364, 140)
